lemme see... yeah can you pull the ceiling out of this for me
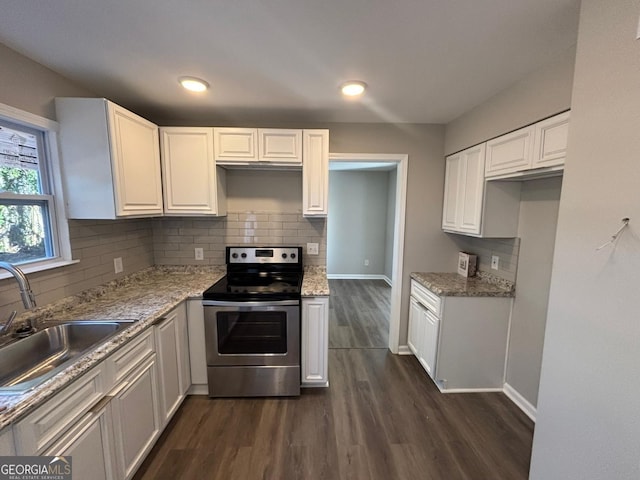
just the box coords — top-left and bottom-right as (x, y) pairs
(0, 0), (580, 125)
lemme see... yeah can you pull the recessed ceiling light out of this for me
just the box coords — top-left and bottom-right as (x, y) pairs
(179, 76), (209, 92)
(340, 81), (367, 97)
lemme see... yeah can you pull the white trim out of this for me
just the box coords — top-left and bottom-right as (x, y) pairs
(329, 153), (408, 355)
(0, 102), (59, 131)
(327, 274), (388, 281)
(439, 387), (505, 394)
(503, 383), (537, 422)
(397, 345), (412, 355)
(0, 259), (79, 280)
(187, 385), (209, 395)
(0, 103), (73, 275)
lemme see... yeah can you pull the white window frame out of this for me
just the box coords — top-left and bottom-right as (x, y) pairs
(0, 102), (77, 279)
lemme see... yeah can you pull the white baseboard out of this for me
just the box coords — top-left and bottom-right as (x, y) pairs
(187, 384), (209, 395)
(439, 387), (505, 394)
(327, 274), (392, 286)
(397, 345), (412, 355)
(503, 383), (537, 422)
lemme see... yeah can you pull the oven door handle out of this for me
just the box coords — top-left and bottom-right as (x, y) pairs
(202, 300), (300, 307)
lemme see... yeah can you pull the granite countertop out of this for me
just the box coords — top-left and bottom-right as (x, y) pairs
(302, 266), (330, 296)
(410, 272), (515, 297)
(0, 263), (329, 429)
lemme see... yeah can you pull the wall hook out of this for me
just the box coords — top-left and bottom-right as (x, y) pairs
(596, 217), (630, 251)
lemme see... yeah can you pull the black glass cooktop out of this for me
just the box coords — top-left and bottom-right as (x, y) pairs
(202, 272), (303, 301)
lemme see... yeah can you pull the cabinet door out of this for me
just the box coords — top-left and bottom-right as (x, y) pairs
(214, 127), (257, 162)
(176, 304), (192, 396)
(111, 356), (160, 480)
(258, 129), (302, 163)
(302, 129), (329, 217)
(44, 405), (115, 480)
(301, 297), (329, 386)
(155, 312), (182, 427)
(442, 153), (462, 231)
(532, 111), (570, 169)
(457, 144), (485, 235)
(161, 127), (224, 215)
(407, 298), (424, 357)
(421, 309), (440, 378)
(485, 125), (534, 177)
(187, 299), (208, 386)
(107, 102), (163, 217)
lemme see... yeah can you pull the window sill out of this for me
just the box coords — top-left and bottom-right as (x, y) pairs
(0, 259), (80, 280)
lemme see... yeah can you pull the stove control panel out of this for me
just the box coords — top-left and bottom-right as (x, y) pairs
(227, 247), (301, 264)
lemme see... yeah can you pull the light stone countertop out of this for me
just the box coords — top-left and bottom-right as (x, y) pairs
(410, 272), (515, 297)
(302, 266), (330, 296)
(0, 263), (329, 429)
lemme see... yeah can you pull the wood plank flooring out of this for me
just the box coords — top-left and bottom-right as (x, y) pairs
(134, 349), (534, 480)
(329, 279), (390, 348)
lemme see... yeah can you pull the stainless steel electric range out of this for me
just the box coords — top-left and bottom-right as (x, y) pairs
(202, 246), (303, 397)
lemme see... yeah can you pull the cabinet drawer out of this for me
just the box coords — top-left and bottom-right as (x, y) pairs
(410, 280), (441, 316)
(15, 364), (106, 454)
(107, 328), (155, 386)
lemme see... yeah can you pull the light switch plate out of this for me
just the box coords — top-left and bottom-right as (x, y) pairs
(491, 255), (499, 270)
(114, 257), (123, 274)
(307, 243), (319, 255)
(195, 248), (204, 260)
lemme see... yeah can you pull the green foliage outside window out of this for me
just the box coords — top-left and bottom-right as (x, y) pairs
(0, 166), (46, 263)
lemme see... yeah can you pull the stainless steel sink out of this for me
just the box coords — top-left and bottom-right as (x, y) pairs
(0, 321), (134, 395)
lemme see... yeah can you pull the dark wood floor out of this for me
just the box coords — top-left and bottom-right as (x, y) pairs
(329, 279), (390, 348)
(134, 349), (534, 480)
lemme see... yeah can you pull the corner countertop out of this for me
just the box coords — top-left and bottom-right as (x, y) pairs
(302, 266), (330, 296)
(410, 272), (515, 297)
(0, 263), (329, 429)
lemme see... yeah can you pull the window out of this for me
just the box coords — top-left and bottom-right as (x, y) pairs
(0, 103), (72, 272)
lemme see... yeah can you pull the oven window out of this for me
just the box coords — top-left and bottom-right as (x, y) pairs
(217, 311), (287, 354)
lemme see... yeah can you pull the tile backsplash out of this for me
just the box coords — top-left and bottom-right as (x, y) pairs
(449, 235), (521, 283)
(152, 211), (327, 266)
(0, 219), (155, 313)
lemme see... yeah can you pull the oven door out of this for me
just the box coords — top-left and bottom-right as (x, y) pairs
(202, 300), (300, 367)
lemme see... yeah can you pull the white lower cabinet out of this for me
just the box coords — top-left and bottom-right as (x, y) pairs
(44, 403), (116, 480)
(155, 303), (190, 426)
(301, 297), (329, 387)
(186, 299), (208, 390)
(409, 280), (511, 392)
(110, 355), (161, 480)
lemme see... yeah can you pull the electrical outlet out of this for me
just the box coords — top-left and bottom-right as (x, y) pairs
(307, 243), (319, 255)
(194, 248), (204, 260)
(364, 259), (370, 266)
(114, 257), (123, 274)
(491, 255), (500, 270)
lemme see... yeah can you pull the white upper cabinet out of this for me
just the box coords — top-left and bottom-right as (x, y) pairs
(55, 98), (163, 219)
(302, 129), (329, 217)
(442, 144), (485, 235)
(443, 144), (521, 238)
(485, 126), (534, 177)
(485, 111), (570, 179)
(160, 127), (226, 216)
(213, 128), (257, 162)
(214, 128), (302, 164)
(258, 129), (302, 163)
(532, 110), (570, 169)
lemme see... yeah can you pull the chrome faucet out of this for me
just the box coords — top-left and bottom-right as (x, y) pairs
(0, 262), (37, 335)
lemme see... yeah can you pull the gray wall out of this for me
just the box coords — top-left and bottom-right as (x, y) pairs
(384, 169), (397, 281)
(531, 1), (640, 478)
(445, 46), (576, 155)
(327, 170), (390, 276)
(443, 35), (576, 411)
(507, 177), (562, 407)
(0, 44), (156, 314)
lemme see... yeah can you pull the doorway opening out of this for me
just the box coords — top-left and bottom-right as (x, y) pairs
(327, 153), (408, 353)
